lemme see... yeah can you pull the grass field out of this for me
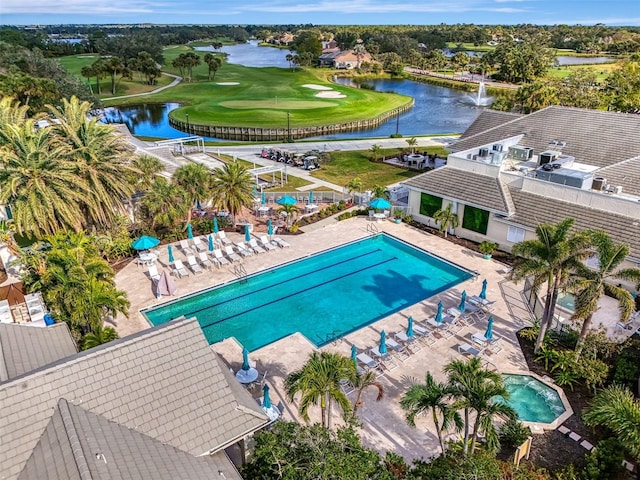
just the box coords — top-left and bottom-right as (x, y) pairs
(445, 42), (496, 53)
(545, 62), (619, 82)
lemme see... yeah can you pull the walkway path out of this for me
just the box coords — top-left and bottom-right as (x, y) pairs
(102, 73), (182, 101)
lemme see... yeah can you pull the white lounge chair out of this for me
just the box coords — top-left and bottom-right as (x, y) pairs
(248, 238), (267, 254)
(458, 343), (484, 357)
(172, 260), (190, 278)
(395, 331), (423, 352)
(224, 246), (241, 262)
(356, 352), (379, 369)
(192, 236), (207, 252)
(187, 255), (203, 274)
(259, 236), (277, 251)
(147, 264), (161, 282)
(213, 249), (230, 266)
(272, 237), (290, 248)
(370, 347), (399, 370)
(198, 251), (214, 270)
(234, 242), (253, 257)
(179, 239), (194, 254)
(386, 337), (411, 361)
(217, 231), (233, 246)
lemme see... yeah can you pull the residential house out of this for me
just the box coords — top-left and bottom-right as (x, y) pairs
(318, 49), (372, 69)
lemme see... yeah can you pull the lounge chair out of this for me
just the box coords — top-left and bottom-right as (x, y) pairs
(458, 343), (484, 358)
(248, 238), (267, 254)
(192, 236), (207, 252)
(368, 210), (375, 220)
(172, 260), (190, 278)
(213, 249), (230, 266)
(186, 255), (203, 274)
(198, 251), (214, 270)
(471, 332), (503, 353)
(224, 246), (241, 262)
(370, 347), (399, 370)
(217, 231), (233, 246)
(394, 332), (423, 352)
(340, 379), (355, 395)
(272, 237), (290, 248)
(386, 337), (411, 361)
(235, 242), (253, 257)
(147, 264), (161, 282)
(179, 239), (194, 254)
(356, 352), (379, 369)
(259, 235), (277, 251)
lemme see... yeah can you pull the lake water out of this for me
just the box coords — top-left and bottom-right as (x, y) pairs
(196, 40), (290, 68)
(556, 55), (615, 65)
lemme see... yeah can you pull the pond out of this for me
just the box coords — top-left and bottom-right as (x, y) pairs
(196, 40), (290, 68)
(555, 55), (616, 65)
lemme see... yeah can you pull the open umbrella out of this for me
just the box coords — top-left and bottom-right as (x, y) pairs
(262, 384), (272, 409)
(213, 217), (219, 234)
(245, 224), (251, 242)
(241, 348), (250, 371)
(351, 344), (358, 368)
(369, 198), (391, 210)
(131, 235), (159, 250)
(267, 219), (273, 237)
(208, 234), (215, 252)
(407, 316), (414, 338)
(277, 196), (296, 205)
(484, 316), (494, 340)
(261, 190), (266, 205)
(0, 282), (25, 306)
(458, 290), (467, 312)
(435, 301), (444, 324)
(186, 223), (193, 239)
(480, 279), (488, 300)
(167, 245), (174, 263)
(309, 190), (314, 203)
(379, 330), (387, 355)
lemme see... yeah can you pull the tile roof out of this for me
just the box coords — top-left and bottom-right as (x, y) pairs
(451, 106), (640, 169)
(0, 323), (77, 382)
(404, 167), (514, 214)
(457, 110), (523, 141)
(0, 318), (268, 480)
(594, 156), (640, 197)
(508, 187), (640, 259)
(18, 399), (242, 480)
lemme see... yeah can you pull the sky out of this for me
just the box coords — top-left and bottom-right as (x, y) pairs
(1, 0), (639, 26)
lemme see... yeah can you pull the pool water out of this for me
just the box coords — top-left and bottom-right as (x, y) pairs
(143, 234), (473, 350)
(500, 374), (566, 424)
(556, 293), (575, 312)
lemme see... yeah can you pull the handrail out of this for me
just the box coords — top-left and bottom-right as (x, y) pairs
(325, 329), (342, 346)
(366, 223), (379, 235)
(233, 263), (248, 282)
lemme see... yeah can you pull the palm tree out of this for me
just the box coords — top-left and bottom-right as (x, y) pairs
(285, 352), (353, 429)
(510, 218), (591, 353)
(370, 144), (383, 162)
(350, 370), (384, 417)
(583, 385), (640, 462)
(211, 162), (254, 226)
(82, 324), (119, 350)
(278, 203), (299, 227)
(173, 162), (213, 225)
(0, 96), (28, 129)
(567, 231), (640, 356)
(406, 137), (418, 154)
(131, 155), (163, 191)
(140, 178), (189, 230)
(432, 204), (459, 238)
(371, 184), (390, 200)
(400, 372), (462, 453)
(345, 177), (363, 199)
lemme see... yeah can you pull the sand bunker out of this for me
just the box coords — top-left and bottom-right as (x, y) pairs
(302, 84), (333, 91)
(315, 91), (346, 99)
(216, 82), (240, 85)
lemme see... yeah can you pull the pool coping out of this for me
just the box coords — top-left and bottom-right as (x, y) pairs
(501, 370), (574, 432)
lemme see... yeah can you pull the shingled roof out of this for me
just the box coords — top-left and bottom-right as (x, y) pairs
(18, 399), (242, 480)
(457, 110), (522, 141)
(404, 167), (515, 214)
(594, 156), (640, 197)
(0, 318), (268, 480)
(451, 106), (640, 169)
(0, 323), (77, 382)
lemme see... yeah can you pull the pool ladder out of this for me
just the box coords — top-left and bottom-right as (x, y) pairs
(326, 330), (343, 346)
(232, 263), (248, 283)
(366, 223), (379, 235)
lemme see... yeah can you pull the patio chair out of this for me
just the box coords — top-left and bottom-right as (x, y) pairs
(198, 251), (214, 270)
(192, 236), (207, 252)
(147, 264), (161, 282)
(386, 337), (411, 361)
(234, 242), (253, 257)
(370, 347), (399, 371)
(272, 237), (290, 248)
(224, 246), (241, 262)
(217, 231), (233, 246)
(185, 255), (203, 274)
(259, 235), (277, 251)
(213, 249), (230, 266)
(458, 343), (484, 358)
(179, 239), (194, 254)
(394, 331), (423, 353)
(172, 260), (190, 278)
(249, 238), (267, 254)
(340, 379), (355, 395)
(368, 210), (374, 220)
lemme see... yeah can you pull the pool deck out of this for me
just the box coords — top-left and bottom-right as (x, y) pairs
(114, 217), (534, 462)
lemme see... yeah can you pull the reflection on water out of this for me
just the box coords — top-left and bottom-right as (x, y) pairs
(196, 40), (290, 68)
(555, 55), (615, 65)
(102, 103), (204, 140)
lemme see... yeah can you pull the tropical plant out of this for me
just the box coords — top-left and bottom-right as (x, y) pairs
(433, 204), (459, 238)
(350, 370), (384, 417)
(131, 154), (163, 191)
(345, 177), (363, 197)
(478, 240), (498, 256)
(173, 162), (213, 225)
(278, 203), (299, 227)
(370, 144), (383, 162)
(406, 136), (418, 153)
(140, 178), (189, 230)
(284, 351), (354, 429)
(498, 417), (530, 451)
(371, 184), (390, 200)
(210, 161), (254, 226)
(567, 230), (640, 356)
(82, 325), (119, 350)
(400, 372), (462, 453)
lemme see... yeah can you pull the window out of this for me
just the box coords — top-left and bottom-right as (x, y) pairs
(507, 225), (525, 243)
(462, 205), (490, 234)
(419, 193), (442, 218)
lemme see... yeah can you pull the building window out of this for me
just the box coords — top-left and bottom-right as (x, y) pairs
(419, 193), (442, 218)
(462, 205), (489, 234)
(507, 225), (525, 243)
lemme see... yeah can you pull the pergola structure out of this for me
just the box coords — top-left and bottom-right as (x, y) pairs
(153, 136), (205, 155)
(248, 165), (288, 187)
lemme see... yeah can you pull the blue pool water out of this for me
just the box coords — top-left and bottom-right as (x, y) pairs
(143, 234), (473, 350)
(556, 293), (575, 312)
(500, 374), (566, 424)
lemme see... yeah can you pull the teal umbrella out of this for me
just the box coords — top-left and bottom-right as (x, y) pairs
(267, 219), (273, 237)
(262, 384), (272, 409)
(379, 330), (387, 354)
(407, 316), (414, 338)
(245, 225), (251, 242)
(131, 235), (159, 250)
(459, 290), (467, 312)
(241, 348), (250, 371)
(309, 190), (314, 203)
(213, 217), (219, 234)
(167, 245), (174, 263)
(208, 234), (214, 251)
(369, 198), (391, 210)
(261, 190), (266, 205)
(187, 223), (193, 239)
(252, 184), (257, 197)
(277, 196), (296, 205)
(351, 344), (358, 368)
(435, 301), (443, 324)
(485, 316), (494, 339)
(480, 279), (488, 300)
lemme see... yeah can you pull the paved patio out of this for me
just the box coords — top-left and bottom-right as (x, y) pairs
(114, 217), (533, 461)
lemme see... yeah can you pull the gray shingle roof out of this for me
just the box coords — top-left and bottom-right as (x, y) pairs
(593, 156), (640, 197)
(0, 323), (77, 382)
(458, 110), (523, 141)
(404, 167), (514, 214)
(18, 399), (242, 480)
(0, 318), (268, 480)
(451, 106), (640, 170)
(508, 187), (640, 259)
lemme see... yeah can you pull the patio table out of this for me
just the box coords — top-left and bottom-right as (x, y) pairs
(262, 404), (280, 421)
(235, 368), (259, 384)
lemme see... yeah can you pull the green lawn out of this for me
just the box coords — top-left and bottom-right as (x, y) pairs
(445, 42), (496, 53)
(545, 63), (619, 82)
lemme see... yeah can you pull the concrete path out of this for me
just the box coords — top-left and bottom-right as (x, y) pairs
(102, 73), (182, 101)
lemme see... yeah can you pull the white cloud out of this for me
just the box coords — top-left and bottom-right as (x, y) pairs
(1, 0), (164, 14)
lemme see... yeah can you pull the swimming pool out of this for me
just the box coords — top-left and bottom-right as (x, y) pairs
(500, 374), (567, 424)
(143, 234), (474, 350)
(556, 293), (575, 312)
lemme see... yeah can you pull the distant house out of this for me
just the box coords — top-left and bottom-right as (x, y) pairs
(317, 49), (372, 69)
(1, 318), (270, 479)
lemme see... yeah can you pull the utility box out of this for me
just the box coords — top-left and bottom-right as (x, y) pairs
(536, 167), (594, 190)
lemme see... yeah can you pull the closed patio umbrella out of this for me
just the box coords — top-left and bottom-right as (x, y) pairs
(351, 344), (358, 368)
(484, 316), (494, 340)
(241, 348), (250, 371)
(208, 234), (215, 251)
(213, 217), (219, 234)
(267, 219), (273, 237)
(435, 301), (443, 324)
(407, 316), (414, 338)
(379, 330), (387, 354)
(252, 185), (257, 197)
(186, 223), (193, 239)
(262, 384), (272, 409)
(459, 290), (467, 312)
(131, 235), (159, 250)
(480, 279), (488, 300)
(261, 191), (266, 205)
(277, 196), (296, 205)
(309, 190), (314, 203)
(369, 198), (391, 210)
(245, 225), (251, 242)
(167, 245), (174, 263)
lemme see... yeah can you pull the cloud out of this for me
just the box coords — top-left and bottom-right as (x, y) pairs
(1, 0), (164, 14)
(545, 17), (640, 25)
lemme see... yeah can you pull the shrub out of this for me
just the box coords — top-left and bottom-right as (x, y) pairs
(403, 215), (413, 223)
(289, 223), (299, 233)
(613, 350), (640, 389)
(498, 418), (530, 451)
(338, 211), (354, 221)
(583, 439), (625, 480)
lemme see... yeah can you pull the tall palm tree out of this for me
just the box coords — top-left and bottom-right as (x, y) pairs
(284, 352), (354, 429)
(371, 184), (390, 200)
(140, 178), (189, 230)
(350, 370), (384, 417)
(211, 162), (254, 226)
(568, 231), (640, 356)
(278, 203), (299, 227)
(131, 155), (163, 191)
(432, 204), (459, 238)
(400, 372), (462, 453)
(510, 218), (591, 353)
(82, 324), (119, 350)
(345, 177), (363, 199)
(173, 162), (213, 225)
